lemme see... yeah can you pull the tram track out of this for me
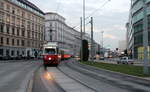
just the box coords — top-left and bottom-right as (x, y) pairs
(59, 60), (150, 92)
(71, 61), (150, 87)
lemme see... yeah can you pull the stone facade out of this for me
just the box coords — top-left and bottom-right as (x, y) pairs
(45, 12), (81, 56)
(0, 0), (45, 58)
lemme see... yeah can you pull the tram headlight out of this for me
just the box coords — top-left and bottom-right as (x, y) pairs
(49, 57), (52, 60)
(58, 55), (61, 58)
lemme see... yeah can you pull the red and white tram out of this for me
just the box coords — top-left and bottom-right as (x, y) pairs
(43, 42), (61, 67)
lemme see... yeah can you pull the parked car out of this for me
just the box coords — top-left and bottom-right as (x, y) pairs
(100, 57), (105, 60)
(117, 57), (134, 64)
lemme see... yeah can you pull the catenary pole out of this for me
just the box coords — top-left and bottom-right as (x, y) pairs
(143, 0), (149, 75)
(83, 0), (85, 33)
(91, 17), (94, 61)
(80, 17), (83, 61)
(101, 31), (104, 56)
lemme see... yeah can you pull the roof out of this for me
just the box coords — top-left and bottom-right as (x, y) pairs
(45, 12), (65, 20)
(17, 0), (45, 15)
(45, 12), (57, 15)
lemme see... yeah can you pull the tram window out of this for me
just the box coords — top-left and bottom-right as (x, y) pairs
(57, 48), (59, 53)
(45, 48), (56, 54)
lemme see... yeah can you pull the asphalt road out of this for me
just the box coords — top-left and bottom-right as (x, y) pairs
(2, 59), (149, 92)
(0, 60), (42, 92)
(59, 59), (150, 92)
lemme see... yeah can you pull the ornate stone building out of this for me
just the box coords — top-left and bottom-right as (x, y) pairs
(45, 12), (81, 56)
(0, 0), (45, 59)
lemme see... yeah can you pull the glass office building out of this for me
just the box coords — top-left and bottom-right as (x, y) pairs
(127, 0), (150, 60)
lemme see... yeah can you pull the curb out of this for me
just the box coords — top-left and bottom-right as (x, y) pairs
(79, 62), (150, 82)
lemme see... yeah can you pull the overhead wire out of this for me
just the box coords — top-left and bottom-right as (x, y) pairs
(72, 0), (111, 29)
(85, 0), (111, 20)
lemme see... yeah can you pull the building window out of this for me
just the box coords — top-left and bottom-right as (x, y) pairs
(17, 39), (19, 46)
(32, 23), (34, 30)
(0, 11), (4, 22)
(21, 40), (24, 46)
(28, 31), (30, 38)
(32, 31), (34, 38)
(149, 31), (150, 42)
(32, 15), (34, 21)
(6, 14), (10, 23)
(0, 37), (3, 44)
(134, 34), (143, 45)
(17, 18), (20, 26)
(12, 16), (15, 24)
(22, 29), (25, 36)
(38, 25), (40, 32)
(6, 49), (9, 56)
(6, 5), (10, 12)
(12, 27), (15, 35)
(22, 51), (25, 55)
(37, 33), (39, 40)
(17, 9), (20, 16)
(133, 20), (143, 33)
(35, 24), (37, 30)
(35, 32), (37, 39)
(12, 7), (15, 14)
(0, 49), (3, 56)
(0, 2), (4, 9)
(22, 20), (25, 27)
(17, 28), (20, 36)
(148, 16), (150, 29)
(32, 41), (34, 47)
(27, 41), (30, 47)
(0, 23), (4, 32)
(17, 51), (19, 56)
(6, 38), (9, 45)
(11, 50), (14, 56)
(41, 33), (43, 41)
(27, 21), (30, 30)
(28, 13), (31, 20)
(6, 25), (10, 34)
(12, 39), (15, 46)
(22, 11), (25, 18)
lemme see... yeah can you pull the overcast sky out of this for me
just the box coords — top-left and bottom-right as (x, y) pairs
(29, 0), (131, 50)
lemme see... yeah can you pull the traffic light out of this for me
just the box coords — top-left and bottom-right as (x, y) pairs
(116, 48), (119, 51)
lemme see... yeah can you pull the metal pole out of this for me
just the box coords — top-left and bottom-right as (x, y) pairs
(80, 17), (83, 61)
(83, 0), (85, 33)
(49, 23), (52, 42)
(101, 31), (104, 56)
(143, 0), (149, 75)
(91, 17), (94, 61)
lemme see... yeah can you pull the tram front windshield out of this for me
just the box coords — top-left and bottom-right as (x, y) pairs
(44, 48), (56, 55)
